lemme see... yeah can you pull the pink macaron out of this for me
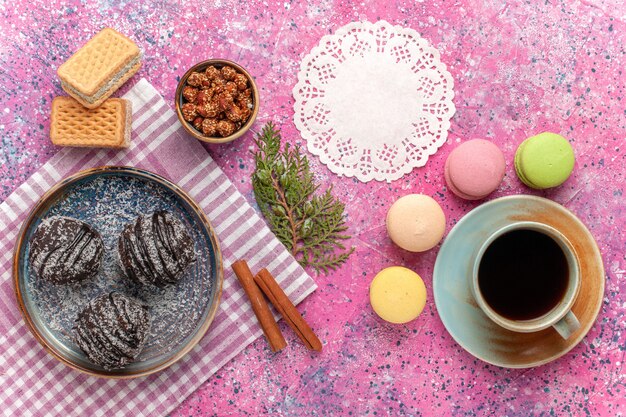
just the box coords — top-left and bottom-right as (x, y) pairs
(444, 139), (506, 200)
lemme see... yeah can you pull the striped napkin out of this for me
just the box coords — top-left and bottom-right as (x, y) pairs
(0, 78), (317, 417)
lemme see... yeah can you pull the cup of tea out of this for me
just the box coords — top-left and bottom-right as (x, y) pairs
(471, 221), (581, 339)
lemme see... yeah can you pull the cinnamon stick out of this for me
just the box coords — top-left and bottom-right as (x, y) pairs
(231, 260), (287, 352)
(254, 268), (322, 352)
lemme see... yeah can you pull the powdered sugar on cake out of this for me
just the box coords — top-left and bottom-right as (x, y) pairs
(29, 216), (104, 284)
(118, 211), (196, 287)
(74, 292), (150, 370)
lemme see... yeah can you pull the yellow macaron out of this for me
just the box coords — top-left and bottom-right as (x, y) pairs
(369, 266), (427, 324)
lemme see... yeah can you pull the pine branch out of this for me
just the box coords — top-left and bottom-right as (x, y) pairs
(251, 122), (354, 274)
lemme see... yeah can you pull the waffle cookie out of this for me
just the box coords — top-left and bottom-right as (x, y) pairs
(57, 28), (141, 109)
(50, 97), (132, 148)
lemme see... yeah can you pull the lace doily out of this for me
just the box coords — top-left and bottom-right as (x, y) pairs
(293, 20), (456, 182)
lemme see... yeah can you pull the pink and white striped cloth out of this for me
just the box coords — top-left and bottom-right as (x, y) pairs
(0, 78), (317, 417)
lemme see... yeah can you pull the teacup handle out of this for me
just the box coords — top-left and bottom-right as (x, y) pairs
(552, 311), (580, 339)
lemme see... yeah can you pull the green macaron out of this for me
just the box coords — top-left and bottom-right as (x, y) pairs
(514, 132), (575, 189)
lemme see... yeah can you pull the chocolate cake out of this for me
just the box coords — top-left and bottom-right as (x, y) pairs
(74, 292), (150, 370)
(29, 216), (104, 284)
(118, 211), (196, 287)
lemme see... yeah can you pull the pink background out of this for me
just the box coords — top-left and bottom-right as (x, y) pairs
(1, 0), (625, 416)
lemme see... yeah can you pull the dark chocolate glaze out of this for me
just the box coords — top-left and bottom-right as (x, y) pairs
(74, 292), (150, 370)
(29, 216), (104, 284)
(118, 211), (196, 287)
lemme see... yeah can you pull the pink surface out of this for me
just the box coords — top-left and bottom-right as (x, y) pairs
(1, 1), (625, 416)
(445, 139), (506, 200)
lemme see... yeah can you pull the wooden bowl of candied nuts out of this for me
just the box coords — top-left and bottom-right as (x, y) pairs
(175, 59), (259, 144)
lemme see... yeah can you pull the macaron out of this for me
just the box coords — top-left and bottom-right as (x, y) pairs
(514, 132), (575, 189)
(369, 266), (427, 324)
(444, 139), (506, 200)
(386, 194), (446, 252)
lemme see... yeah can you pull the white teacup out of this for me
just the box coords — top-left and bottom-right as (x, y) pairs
(471, 221), (581, 339)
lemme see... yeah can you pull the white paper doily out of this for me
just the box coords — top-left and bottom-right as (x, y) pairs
(293, 20), (456, 183)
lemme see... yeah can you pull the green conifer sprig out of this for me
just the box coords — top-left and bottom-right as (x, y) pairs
(252, 122), (354, 274)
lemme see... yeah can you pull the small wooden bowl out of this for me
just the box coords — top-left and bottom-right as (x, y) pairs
(175, 59), (259, 144)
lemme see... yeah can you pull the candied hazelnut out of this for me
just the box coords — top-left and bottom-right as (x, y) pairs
(225, 103), (244, 123)
(209, 85), (221, 96)
(192, 116), (204, 130)
(221, 66), (237, 81)
(217, 120), (236, 137)
(206, 84), (221, 97)
(239, 88), (252, 99)
(224, 82), (238, 96)
(211, 77), (227, 87)
(205, 65), (221, 81)
(201, 118), (219, 136)
(236, 93), (253, 110)
(233, 73), (248, 91)
(216, 91), (235, 112)
(196, 89), (213, 106)
(186, 72), (208, 87)
(239, 106), (251, 122)
(182, 86), (198, 103)
(197, 102), (220, 118)
(181, 103), (198, 122)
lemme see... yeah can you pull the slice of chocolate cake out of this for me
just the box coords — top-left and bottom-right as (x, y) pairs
(29, 216), (104, 284)
(74, 292), (150, 370)
(118, 211), (196, 287)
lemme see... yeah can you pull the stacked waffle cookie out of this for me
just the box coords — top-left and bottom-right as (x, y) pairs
(51, 28), (141, 149)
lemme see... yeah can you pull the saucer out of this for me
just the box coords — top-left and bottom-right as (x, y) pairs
(433, 195), (604, 368)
